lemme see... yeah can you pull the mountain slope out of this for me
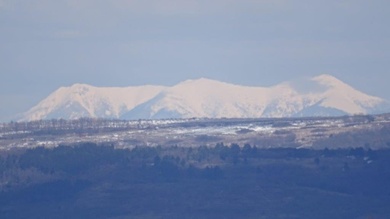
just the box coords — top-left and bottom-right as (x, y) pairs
(20, 75), (388, 121)
(122, 78), (269, 119)
(123, 75), (386, 119)
(22, 84), (166, 121)
(309, 74), (383, 114)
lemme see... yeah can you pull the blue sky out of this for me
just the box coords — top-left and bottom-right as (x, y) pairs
(1, 0), (390, 121)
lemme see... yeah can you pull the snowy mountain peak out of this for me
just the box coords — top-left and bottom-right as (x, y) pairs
(66, 83), (94, 92)
(19, 75), (389, 121)
(176, 77), (233, 88)
(312, 74), (340, 81)
(311, 74), (348, 88)
(69, 83), (93, 88)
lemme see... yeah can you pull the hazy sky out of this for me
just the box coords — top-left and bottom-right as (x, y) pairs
(1, 0), (390, 121)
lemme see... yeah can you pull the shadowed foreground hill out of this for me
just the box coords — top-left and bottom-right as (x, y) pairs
(0, 143), (390, 218)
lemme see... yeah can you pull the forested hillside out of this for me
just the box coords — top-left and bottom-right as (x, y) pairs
(1, 143), (389, 218)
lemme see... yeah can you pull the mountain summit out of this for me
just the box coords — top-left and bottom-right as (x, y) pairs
(20, 75), (388, 121)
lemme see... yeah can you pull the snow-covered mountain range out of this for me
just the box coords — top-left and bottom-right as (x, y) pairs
(20, 74), (389, 121)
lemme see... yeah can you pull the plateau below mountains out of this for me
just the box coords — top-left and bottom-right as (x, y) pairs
(3, 114), (390, 150)
(20, 74), (389, 121)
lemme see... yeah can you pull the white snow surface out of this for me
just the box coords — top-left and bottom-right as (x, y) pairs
(23, 84), (166, 121)
(20, 74), (386, 121)
(150, 78), (269, 118)
(310, 74), (383, 114)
